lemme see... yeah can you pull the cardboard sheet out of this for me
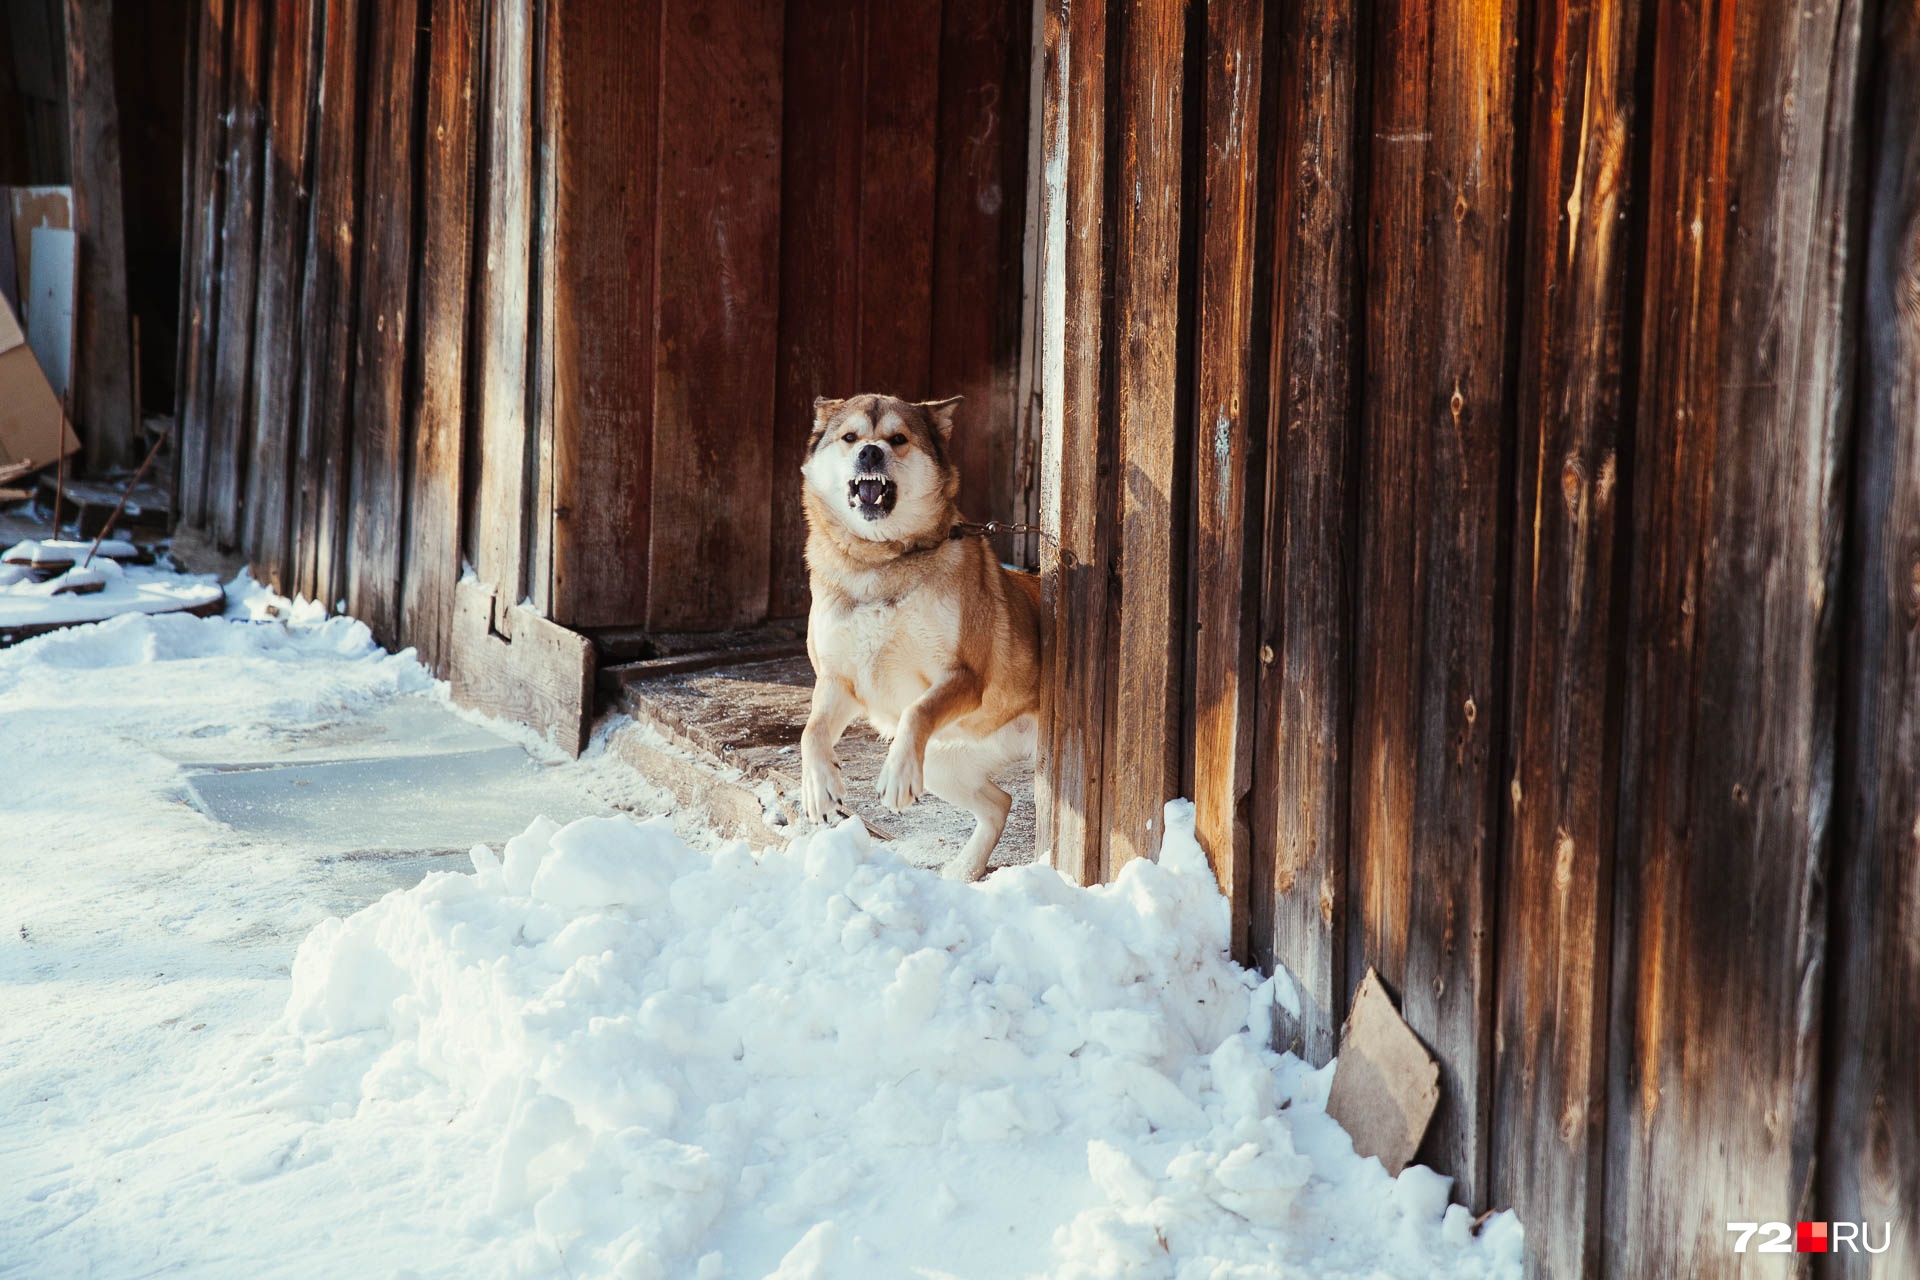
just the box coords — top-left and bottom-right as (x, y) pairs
(0, 294), (79, 480)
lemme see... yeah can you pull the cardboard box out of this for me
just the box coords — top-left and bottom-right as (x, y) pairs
(0, 293), (79, 484)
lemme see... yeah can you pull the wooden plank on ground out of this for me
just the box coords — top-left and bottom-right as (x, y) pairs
(1605, 0), (1870, 1270)
(176, 0), (231, 529)
(1351, 0), (1520, 1212)
(1102, 0), (1186, 877)
(769, 0), (863, 619)
(1189, 0), (1265, 964)
(1252, 0), (1358, 1068)
(646, 0), (783, 631)
(205, 0), (265, 547)
(1488, 0), (1642, 1271)
(401, 0), (483, 674)
(471, 0), (536, 603)
(930, 0), (1031, 556)
(244, 0), (318, 592)
(1034, 0), (1110, 887)
(546, 0), (661, 631)
(344, 0), (422, 648)
(1822, 9), (1920, 1272)
(449, 578), (594, 756)
(63, 0), (138, 470)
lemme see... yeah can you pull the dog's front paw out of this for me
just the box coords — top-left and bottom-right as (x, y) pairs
(802, 757), (844, 825)
(875, 741), (923, 813)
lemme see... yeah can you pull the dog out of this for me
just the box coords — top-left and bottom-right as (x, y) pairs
(798, 392), (1042, 881)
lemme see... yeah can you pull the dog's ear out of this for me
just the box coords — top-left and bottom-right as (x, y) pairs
(808, 397), (847, 454)
(919, 396), (963, 441)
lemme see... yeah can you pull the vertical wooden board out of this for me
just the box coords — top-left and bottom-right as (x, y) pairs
(290, 0), (365, 606)
(1350, 0), (1518, 1211)
(646, 0), (783, 632)
(1189, 0), (1264, 961)
(244, 0), (318, 592)
(401, 0), (482, 674)
(1101, 0), (1187, 877)
(63, 0), (137, 470)
(205, 0), (266, 547)
(769, 1), (864, 619)
(547, 0), (661, 631)
(1034, 0), (1110, 887)
(1490, 0), (1642, 1269)
(930, 0), (1031, 547)
(344, 0), (422, 647)
(471, 0), (535, 602)
(176, 0), (230, 529)
(1251, 0), (1357, 1064)
(856, 0), (941, 397)
(1606, 0), (1868, 1271)
(1823, 7), (1920, 1271)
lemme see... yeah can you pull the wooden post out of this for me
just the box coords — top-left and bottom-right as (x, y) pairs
(1101, 0), (1187, 877)
(344, 0), (423, 648)
(176, 0), (231, 526)
(245, 0), (318, 593)
(1035, 0), (1111, 887)
(401, 0), (484, 674)
(1489, 0), (1644, 1270)
(1189, 0), (1266, 961)
(1822, 9), (1920, 1271)
(64, 0), (138, 470)
(204, 0), (264, 546)
(1351, 0), (1520, 1212)
(1606, 0), (1871, 1269)
(1251, 0), (1359, 1066)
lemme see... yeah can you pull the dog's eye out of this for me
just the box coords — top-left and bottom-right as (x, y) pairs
(889, 434), (909, 448)
(841, 432), (857, 443)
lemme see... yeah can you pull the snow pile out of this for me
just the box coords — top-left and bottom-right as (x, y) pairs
(0, 555), (225, 628)
(234, 802), (1522, 1278)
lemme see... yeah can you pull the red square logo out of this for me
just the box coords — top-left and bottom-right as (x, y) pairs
(1797, 1222), (1828, 1253)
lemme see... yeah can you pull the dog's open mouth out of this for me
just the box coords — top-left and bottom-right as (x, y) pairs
(847, 473), (897, 520)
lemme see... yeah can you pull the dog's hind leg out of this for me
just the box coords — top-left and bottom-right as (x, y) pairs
(924, 742), (1012, 882)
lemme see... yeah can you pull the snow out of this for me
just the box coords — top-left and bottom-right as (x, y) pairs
(0, 554), (224, 628)
(1, 573), (1525, 1279)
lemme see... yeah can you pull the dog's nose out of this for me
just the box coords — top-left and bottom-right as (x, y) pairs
(857, 443), (885, 471)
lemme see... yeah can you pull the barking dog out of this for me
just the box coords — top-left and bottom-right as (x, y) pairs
(798, 393), (1042, 881)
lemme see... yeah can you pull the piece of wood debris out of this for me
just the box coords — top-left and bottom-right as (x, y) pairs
(1325, 967), (1441, 1176)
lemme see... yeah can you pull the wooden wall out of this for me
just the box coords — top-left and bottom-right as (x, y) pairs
(176, 0), (1033, 667)
(1036, 0), (1916, 1275)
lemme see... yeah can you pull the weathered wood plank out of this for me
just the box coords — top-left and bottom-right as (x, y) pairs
(546, 0), (661, 630)
(856, 0), (941, 399)
(1351, 0), (1519, 1212)
(1605, 0), (1870, 1269)
(176, 0), (230, 529)
(290, 0), (365, 606)
(930, 0), (1031, 557)
(646, 0), (783, 631)
(244, 0), (318, 592)
(450, 579), (594, 757)
(1189, 0), (1264, 962)
(1251, 0), (1357, 1064)
(770, 0), (864, 619)
(1489, 0), (1642, 1270)
(1822, 10), (1920, 1272)
(401, 0), (483, 674)
(63, 0), (138, 470)
(344, 0), (422, 647)
(1035, 0), (1110, 887)
(203, 0), (265, 546)
(1101, 0), (1187, 877)
(471, 0), (536, 603)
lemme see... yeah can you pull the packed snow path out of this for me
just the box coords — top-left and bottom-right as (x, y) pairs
(1, 580), (1523, 1278)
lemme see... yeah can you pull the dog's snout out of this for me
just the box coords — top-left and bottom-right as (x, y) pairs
(856, 443), (885, 472)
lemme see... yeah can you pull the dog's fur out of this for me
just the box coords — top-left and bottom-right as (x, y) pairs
(798, 392), (1042, 880)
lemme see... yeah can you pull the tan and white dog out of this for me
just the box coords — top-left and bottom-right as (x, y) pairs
(798, 393), (1042, 881)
